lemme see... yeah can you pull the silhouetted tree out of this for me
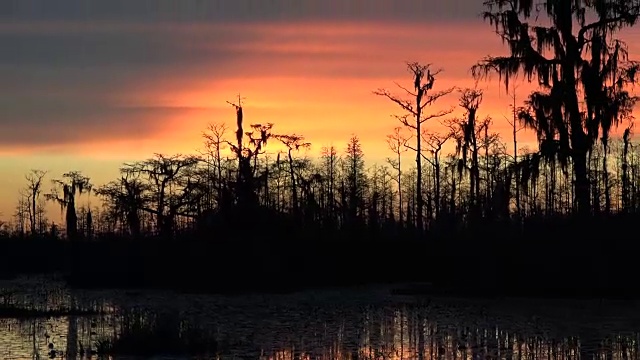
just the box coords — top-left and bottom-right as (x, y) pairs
(503, 86), (525, 217)
(343, 135), (367, 233)
(621, 125), (634, 211)
(274, 134), (311, 217)
(450, 88), (487, 217)
(122, 154), (200, 238)
(24, 169), (47, 236)
(201, 122), (228, 209)
(473, 0), (640, 217)
(423, 130), (452, 221)
(226, 98), (273, 214)
(320, 146), (340, 226)
(375, 62), (455, 235)
(386, 127), (410, 225)
(95, 171), (150, 239)
(13, 190), (29, 238)
(45, 172), (92, 241)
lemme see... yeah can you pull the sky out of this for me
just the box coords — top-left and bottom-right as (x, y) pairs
(1, 0), (640, 222)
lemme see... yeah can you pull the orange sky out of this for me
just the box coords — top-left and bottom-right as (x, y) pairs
(1, 3), (640, 222)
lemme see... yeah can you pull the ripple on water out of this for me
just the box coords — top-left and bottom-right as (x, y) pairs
(1, 277), (640, 359)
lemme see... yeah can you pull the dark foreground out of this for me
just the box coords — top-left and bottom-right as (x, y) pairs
(0, 217), (638, 299)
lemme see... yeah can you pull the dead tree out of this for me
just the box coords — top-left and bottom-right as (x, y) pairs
(622, 124), (634, 212)
(374, 62), (454, 235)
(24, 169), (47, 235)
(423, 130), (452, 220)
(274, 134), (311, 217)
(225, 96), (273, 212)
(386, 126), (410, 225)
(201, 122), (228, 208)
(503, 86), (525, 217)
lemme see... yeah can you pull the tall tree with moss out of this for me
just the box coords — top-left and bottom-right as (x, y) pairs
(45, 171), (92, 241)
(95, 170), (149, 239)
(473, 0), (640, 217)
(226, 97), (273, 213)
(375, 63), (455, 234)
(450, 88), (489, 216)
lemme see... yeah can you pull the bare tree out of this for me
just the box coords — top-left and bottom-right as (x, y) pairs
(24, 169), (47, 236)
(621, 123), (634, 212)
(201, 122), (228, 208)
(14, 190), (29, 237)
(503, 86), (525, 217)
(374, 62), (455, 234)
(423, 130), (452, 220)
(386, 127), (410, 225)
(274, 134), (311, 216)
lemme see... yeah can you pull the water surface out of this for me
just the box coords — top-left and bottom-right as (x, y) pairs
(1, 276), (640, 359)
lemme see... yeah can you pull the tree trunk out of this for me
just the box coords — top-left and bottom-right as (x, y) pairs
(603, 139), (611, 214)
(573, 149), (591, 217)
(288, 151), (298, 215)
(434, 153), (441, 220)
(397, 153), (403, 226)
(66, 202), (78, 241)
(416, 110), (424, 235)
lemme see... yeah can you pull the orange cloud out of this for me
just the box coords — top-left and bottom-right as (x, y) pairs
(1, 17), (640, 219)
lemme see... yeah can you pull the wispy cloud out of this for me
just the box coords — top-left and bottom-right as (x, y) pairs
(1, 0), (484, 24)
(0, 11), (507, 152)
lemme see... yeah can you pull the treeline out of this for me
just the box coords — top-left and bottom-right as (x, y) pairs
(3, 89), (639, 243)
(3, 0), (640, 246)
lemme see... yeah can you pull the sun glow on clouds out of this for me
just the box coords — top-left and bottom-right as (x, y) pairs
(1, 15), (639, 219)
(116, 21), (543, 161)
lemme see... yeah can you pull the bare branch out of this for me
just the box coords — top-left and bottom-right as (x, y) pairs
(395, 114), (417, 130)
(393, 81), (417, 97)
(420, 108), (456, 124)
(404, 144), (434, 164)
(420, 87), (457, 111)
(373, 89), (417, 116)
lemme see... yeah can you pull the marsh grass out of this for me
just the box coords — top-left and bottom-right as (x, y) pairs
(95, 310), (218, 357)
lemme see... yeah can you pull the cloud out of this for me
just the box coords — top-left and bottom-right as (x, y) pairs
(0, 101), (212, 148)
(0, 0), (573, 154)
(1, 0), (485, 24)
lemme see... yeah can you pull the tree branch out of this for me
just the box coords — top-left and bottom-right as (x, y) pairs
(373, 89), (418, 116)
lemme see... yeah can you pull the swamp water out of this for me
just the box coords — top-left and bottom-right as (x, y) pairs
(1, 276), (640, 359)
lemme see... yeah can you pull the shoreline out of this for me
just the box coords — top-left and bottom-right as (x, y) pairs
(0, 236), (638, 299)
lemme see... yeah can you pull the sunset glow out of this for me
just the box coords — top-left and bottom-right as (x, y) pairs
(1, 1), (640, 220)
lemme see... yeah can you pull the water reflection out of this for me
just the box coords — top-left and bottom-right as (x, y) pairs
(1, 277), (640, 359)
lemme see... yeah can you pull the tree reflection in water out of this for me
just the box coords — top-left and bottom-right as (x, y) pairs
(0, 280), (639, 359)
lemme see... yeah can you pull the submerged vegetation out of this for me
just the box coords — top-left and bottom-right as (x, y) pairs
(2, 0), (640, 296)
(94, 309), (218, 357)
